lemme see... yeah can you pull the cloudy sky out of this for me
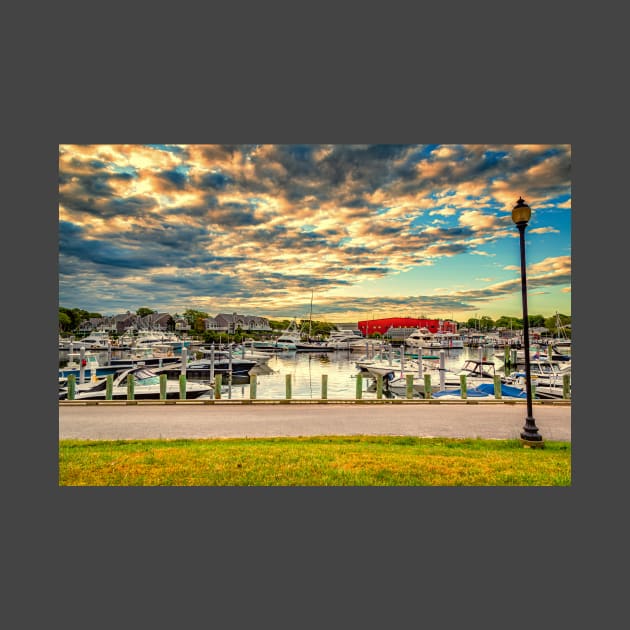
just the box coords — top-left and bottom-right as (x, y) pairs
(58, 144), (571, 324)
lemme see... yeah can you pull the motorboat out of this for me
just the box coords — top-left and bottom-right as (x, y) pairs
(157, 356), (258, 379)
(432, 382), (527, 400)
(387, 358), (498, 398)
(432, 331), (465, 349)
(274, 319), (302, 350)
(71, 330), (113, 350)
(495, 347), (571, 367)
(222, 344), (272, 363)
(99, 344), (182, 369)
(60, 365), (213, 400)
(327, 329), (367, 350)
(501, 359), (571, 399)
(355, 354), (436, 381)
(59, 351), (124, 380)
(404, 327), (439, 349)
(246, 340), (293, 353)
(295, 341), (335, 352)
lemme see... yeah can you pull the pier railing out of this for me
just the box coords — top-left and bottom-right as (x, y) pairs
(60, 371), (571, 404)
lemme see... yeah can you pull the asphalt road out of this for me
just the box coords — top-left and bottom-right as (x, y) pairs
(59, 401), (571, 441)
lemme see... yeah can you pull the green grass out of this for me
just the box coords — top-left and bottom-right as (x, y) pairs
(59, 436), (571, 486)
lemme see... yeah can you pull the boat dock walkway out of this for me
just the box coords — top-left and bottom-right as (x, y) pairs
(59, 399), (571, 441)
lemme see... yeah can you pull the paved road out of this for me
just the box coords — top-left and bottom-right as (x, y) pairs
(59, 401), (571, 441)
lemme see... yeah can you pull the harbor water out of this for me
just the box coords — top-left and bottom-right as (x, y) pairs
(197, 345), (503, 400)
(60, 343), (564, 400)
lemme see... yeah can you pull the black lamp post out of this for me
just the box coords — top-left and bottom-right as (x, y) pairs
(512, 196), (544, 446)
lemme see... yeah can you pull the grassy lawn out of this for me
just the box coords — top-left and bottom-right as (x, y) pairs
(59, 435), (571, 486)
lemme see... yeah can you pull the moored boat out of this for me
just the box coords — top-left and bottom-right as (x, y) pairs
(60, 365), (213, 400)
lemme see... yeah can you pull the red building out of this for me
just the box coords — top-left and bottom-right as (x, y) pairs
(357, 317), (457, 337)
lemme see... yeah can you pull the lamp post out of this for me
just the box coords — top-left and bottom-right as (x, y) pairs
(512, 196), (544, 446)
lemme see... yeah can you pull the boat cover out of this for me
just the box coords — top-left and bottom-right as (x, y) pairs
(433, 382), (526, 398)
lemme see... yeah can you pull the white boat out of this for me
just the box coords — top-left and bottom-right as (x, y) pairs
(387, 358), (498, 398)
(61, 365), (213, 400)
(346, 337), (385, 353)
(233, 342), (272, 363)
(433, 331), (465, 349)
(58, 335), (76, 351)
(74, 330), (113, 350)
(502, 359), (571, 399)
(275, 319), (302, 350)
(356, 350), (437, 381)
(405, 327), (439, 349)
(59, 351), (120, 380)
(327, 329), (365, 350)
(497, 351), (571, 371)
(133, 329), (177, 346)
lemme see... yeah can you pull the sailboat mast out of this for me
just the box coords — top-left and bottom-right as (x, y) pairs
(309, 290), (313, 339)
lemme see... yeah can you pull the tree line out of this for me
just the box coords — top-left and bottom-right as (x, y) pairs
(460, 313), (571, 334)
(59, 306), (571, 339)
(58, 306), (338, 343)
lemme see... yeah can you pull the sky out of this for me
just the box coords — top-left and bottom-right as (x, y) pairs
(58, 144), (571, 324)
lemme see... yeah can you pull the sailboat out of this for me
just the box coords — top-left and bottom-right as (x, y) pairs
(552, 311), (572, 351)
(295, 291), (335, 352)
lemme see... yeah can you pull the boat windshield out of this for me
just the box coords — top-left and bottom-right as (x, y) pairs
(133, 368), (161, 385)
(534, 363), (555, 374)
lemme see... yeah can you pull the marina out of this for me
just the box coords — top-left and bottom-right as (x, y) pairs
(59, 339), (571, 402)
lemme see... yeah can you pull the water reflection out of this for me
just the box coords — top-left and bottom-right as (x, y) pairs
(210, 347), (500, 400)
(59, 344), (517, 400)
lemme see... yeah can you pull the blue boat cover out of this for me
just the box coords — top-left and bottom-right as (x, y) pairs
(433, 383), (526, 398)
(476, 382), (526, 398)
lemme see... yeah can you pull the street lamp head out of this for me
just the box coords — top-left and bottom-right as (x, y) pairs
(512, 196), (532, 226)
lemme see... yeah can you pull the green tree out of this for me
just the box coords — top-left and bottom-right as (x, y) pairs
(136, 307), (156, 318)
(544, 313), (571, 337)
(59, 311), (72, 332)
(528, 314), (546, 327)
(311, 320), (335, 339)
(495, 316), (521, 329)
(59, 307), (92, 331)
(183, 309), (209, 326)
(465, 317), (481, 330)
(269, 319), (291, 331)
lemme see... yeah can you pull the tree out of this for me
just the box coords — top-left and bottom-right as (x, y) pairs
(465, 317), (481, 330)
(59, 311), (72, 332)
(183, 309), (209, 326)
(495, 316), (521, 330)
(544, 313), (571, 337)
(269, 319), (291, 331)
(528, 314), (546, 328)
(59, 307), (91, 331)
(310, 320), (335, 339)
(136, 307), (156, 318)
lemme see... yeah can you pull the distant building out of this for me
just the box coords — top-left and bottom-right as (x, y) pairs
(214, 313), (272, 333)
(384, 326), (418, 341)
(76, 310), (272, 336)
(137, 312), (172, 331)
(358, 317), (457, 337)
(202, 316), (224, 332)
(174, 318), (191, 332)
